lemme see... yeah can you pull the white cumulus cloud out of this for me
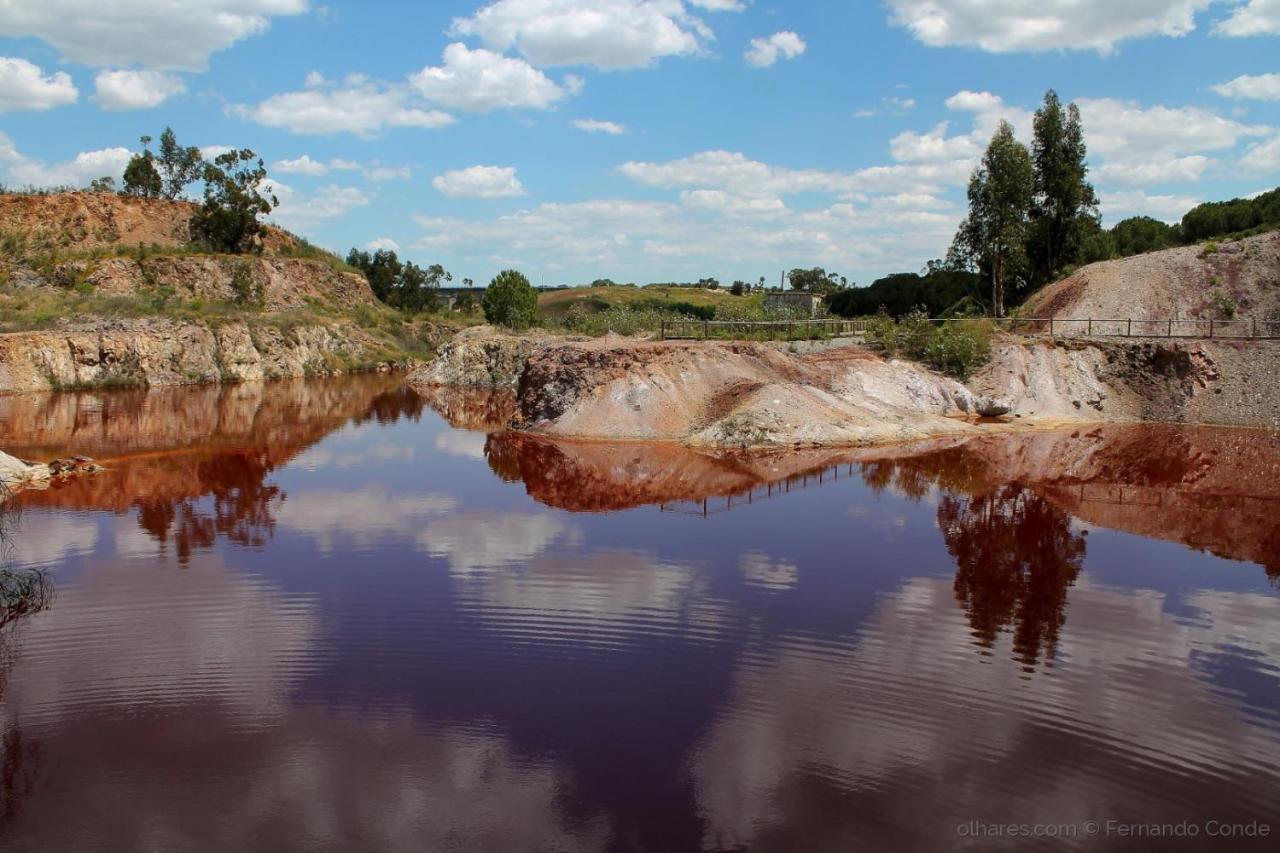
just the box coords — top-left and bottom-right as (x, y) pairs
(887, 0), (1213, 53)
(0, 56), (78, 113)
(572, 118), (627, 135)
(268, 182), (371, 232)
(450, 0), (717, 70)
(274, 154), (330, 175)
(1214, 0), (1280, 36)
(744, 31), (806, 68)
(1211, 72), (1280, 101)
(1078, 97), (1270, 185)
(92, 69), (185, 110)
(1240, 135), (1280, 172)
(410, 42), (569, 112)
(432, 165), (527, 198)
(6, 146), (133, 188)
(233, 75), (455, 138)
(0, 0), (309, 71)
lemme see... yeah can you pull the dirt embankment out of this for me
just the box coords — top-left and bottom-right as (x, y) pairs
(971, 337), (1280, 428)
(1024, 230), (1280, 324)
(418, 328), (1280, 446)
(417, 331), (1005, 447)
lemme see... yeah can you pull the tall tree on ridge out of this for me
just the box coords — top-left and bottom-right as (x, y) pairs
(1029, 90), (1099, 285)
(950, 120), (1034, 318)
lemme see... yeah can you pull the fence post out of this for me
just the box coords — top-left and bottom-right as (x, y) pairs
(1088, 318), (1092, 336)
(1127, 318), (1132, 337)
(660, 318), (665, 340)
(1049, 317), (1054, 336)
(1168, 319), (1173, 338)
(1253, 317), (1258, 339)
(703, 319), (708, 340)
(1209, 318), (1214, 339)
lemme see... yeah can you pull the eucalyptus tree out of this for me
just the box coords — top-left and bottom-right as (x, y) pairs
(1030, 90), (1098, 284)
(951, 120), (1034, 317)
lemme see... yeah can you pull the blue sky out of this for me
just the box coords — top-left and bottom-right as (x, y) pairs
(1, 1), (1278, 286)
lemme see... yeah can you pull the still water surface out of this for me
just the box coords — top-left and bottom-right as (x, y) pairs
(1, 375), (1279, 851)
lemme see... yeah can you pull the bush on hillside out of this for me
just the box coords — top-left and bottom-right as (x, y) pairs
(191, 149), (277, 254)
(482, 269), (537, 329)
(866, 308), (992, 378)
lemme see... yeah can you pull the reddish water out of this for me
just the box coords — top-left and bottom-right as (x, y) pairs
(1, 376), (1279, 851)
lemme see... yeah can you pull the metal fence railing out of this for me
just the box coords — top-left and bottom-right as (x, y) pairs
(659, 318), (870, 341)
(658, 316), (1280, 342)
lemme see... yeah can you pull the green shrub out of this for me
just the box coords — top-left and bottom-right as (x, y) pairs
(1202, 241), (1219, 256)
(1209, 288), (1237, 319)
(482, 269), (538, 329)
(865, 307), (992, 378)
(924, 319), (993, 378)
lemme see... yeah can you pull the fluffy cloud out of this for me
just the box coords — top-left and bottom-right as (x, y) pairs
(0, 0), (308, 71)
(0, 56), (78, 112)
(92, 69), (185, 110)
(1240, 135), (1280, 172)
(411, 192), (958, 282)
(744, 31), (806, 68)
(889, 122), (981, 163)
(620, 150), (856, 197)
(268, 181), (371, 232)
(273, 154), (330, 175)
(1211, 72), (1280, 101)
(410, 43), (569, 112)
(6, 146), (132, 188)
(432, 165), (526, 198)
(572, 118), (627, 135)
(1214, 0), (1280, 36)
(620, 147), (973, 200)
(1099, 189), (1203, 221)
(1077, 97), (1270, 185)
(366, 237), (401, 252)
(886, 0), (1212, 53)
(233, 75), (455, 138)
(450, 0), (716, 70)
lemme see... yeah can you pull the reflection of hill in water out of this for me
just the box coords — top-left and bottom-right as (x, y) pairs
(484, 421), (1280, 579)
(9, 377), (426, 562)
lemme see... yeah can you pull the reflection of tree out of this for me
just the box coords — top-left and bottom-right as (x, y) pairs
(352, 387), (426, 426)
(483, 434), (523, 484)
(0, 490), (52, 831)
(137, 453), (283, 564)
(939, 484), (1086, 669)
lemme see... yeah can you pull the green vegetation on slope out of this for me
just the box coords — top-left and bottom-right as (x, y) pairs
(536, 284), (739, 322)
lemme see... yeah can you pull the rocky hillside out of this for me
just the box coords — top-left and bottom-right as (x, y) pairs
(0, 192), (432, 393)
(0, 191), (297, 255)
(1024, 229), (1280, 324)
(1, 191), (374, 311)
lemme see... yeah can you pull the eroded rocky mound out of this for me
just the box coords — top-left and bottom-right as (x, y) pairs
(512, 337), (993, 446)
(407, 325), (567, 388)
